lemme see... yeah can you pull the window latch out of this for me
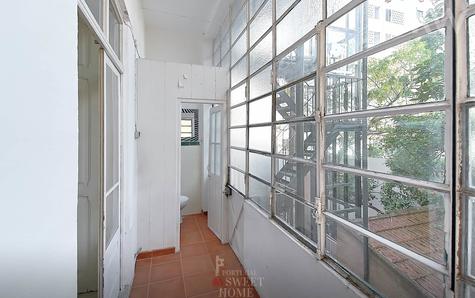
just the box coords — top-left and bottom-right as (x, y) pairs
(314, 197), (323, 224)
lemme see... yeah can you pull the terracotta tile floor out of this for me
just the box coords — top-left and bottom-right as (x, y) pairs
(130, 213), (260, 298)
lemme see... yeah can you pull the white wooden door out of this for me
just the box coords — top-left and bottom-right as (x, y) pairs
(103, 56), (121, 298)
(78, 21), (100, 296)
(208, 106), (224, 239)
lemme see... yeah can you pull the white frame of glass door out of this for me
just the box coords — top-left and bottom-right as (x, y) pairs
(78, 0), (124, 73)
(102, 53), (122, 298)
(78, 1), (124, 296)
(455, 0), (475, 295)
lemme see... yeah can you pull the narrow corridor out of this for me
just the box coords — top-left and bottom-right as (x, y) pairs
(130, 213), (259, 298)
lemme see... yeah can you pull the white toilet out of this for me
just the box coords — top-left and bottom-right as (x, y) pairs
(179, 195), (189, 223)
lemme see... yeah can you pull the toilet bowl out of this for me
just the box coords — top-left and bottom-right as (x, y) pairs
(179, 195), (189, 223)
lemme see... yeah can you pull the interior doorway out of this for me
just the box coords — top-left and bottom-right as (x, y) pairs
(77, 17), (122, 298)
(77, 19), (101, 297)
(179, 102), (227, 243)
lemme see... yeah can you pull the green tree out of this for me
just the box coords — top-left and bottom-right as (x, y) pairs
(366, 30), (446, 212)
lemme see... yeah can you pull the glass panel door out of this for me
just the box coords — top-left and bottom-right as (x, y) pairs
(103, 54), (121, 298)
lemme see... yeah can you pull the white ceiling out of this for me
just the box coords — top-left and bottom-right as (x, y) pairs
(142, 0), (231, 39)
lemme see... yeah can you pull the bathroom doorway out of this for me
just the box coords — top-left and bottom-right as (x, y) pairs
(179, 101), (227, 243)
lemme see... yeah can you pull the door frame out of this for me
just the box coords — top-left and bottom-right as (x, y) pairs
(78, 1), (125, 296)
(102, 53), (122, 298)
(208, 105), (225, 241)
(177, 98), (228, 248)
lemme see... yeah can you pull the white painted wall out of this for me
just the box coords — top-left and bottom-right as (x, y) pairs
(0, 0), (78, 297)
(137, 60), (227, 253)
(119, 23), (140, 295)
(228, 193), (364, 298)
(137, 59), (180, 252)
(145, 27), (213, 65)
(181, 104), (203, 215)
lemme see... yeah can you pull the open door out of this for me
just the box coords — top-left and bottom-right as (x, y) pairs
(103, 55), (121, 298)
(208, 105), (224, 240)
(78, 20), (101, 297)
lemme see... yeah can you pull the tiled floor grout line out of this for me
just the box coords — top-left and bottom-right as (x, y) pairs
(179, 248), (188, 298)
(131, 214), (259, 298)
(146, 258), (152, 298)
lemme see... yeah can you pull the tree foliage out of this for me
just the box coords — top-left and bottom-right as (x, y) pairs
(366, 31), (446, 212)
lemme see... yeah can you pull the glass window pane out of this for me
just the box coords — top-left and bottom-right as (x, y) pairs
(231, 56), (248, 87)
(214, 38), (220, 53)
(230, 149), (246, 171)
(326, 1), (444, 65)
(250, 0), (266, 18)
(275, 158), (316, 203)
(470, 17), (475, 97)
(250, 65), (272, 99)
(230, 105), (247, 127)
(215, 144), (221, 176)
(106, 65), (119, 190)
(468, 197), (475, 278)
(249, 126), (271, 152)
(276, 191), (318, 244)
(250, 96), (272, 124)
(327, 0), (352, 17)
(222, 52), (231, 70)
(326, 217), (447, 298)
(210, 141), (215, 174)
(231, 83), (247, 106)
(276, 36), (317, 87)
(249, 177), (271, 212)
(276, 191), (294, 225)
(105, 188), (119, 247)
(276, 78), (316, 121)
(222, 31), (230, 55)
(276, 0), (322, 54)
(276, 121), (316, 160)
(276, 0), (293, 20)
(213, 49), (220, 66)
(230, 168), (246, 194)
(232, 4), (247, 43)
(109, 1), (120, 57)
(249, 152), (271, 182)
(250, 32), (272, 74)
(230, 128), (246, 148)
(85, 0), (103, 27)
(215, 111), (221, 144)
(325, 112), (447, 183)
(250, 0), (272, 46)
(232, 31), (247, 66)
(470, 107), (475, 187)
(326, 170), (448, 264)
(465, 283), (475, 298)
(326, 30), (445, 114)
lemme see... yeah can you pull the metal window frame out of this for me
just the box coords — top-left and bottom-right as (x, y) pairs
(318, 1), (455, 296)
(220, 0), (470, 296)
